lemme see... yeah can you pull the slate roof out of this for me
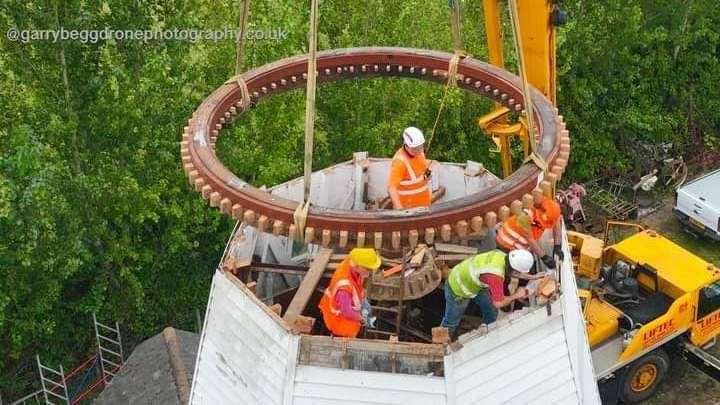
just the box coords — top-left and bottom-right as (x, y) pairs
(94, 328), (199, 404)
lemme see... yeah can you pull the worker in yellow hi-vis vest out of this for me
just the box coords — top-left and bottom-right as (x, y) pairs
(440, 249), (536, 337)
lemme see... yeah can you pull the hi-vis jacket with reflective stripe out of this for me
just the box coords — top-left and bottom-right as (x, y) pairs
(318, 258), (364, 337)
(496, 214), (534, 251)
(448, 250), (507, 299)
(388, 147), (431, 208)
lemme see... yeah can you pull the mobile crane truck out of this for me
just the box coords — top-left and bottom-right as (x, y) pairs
(568, 222), (720, 403)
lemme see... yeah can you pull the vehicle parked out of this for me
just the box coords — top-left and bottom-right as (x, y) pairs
(674, 169), (720, 241)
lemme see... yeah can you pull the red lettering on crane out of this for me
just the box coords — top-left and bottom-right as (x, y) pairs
(697, 310), (720, 335)
(642, 319), (676, 347)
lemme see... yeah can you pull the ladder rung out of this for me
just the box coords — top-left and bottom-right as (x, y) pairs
(101, 346), (122, 358)
(98, 334), (121, 345)
(103, 369), (118, 377)
(39, 365), (64, 376)
(44, 389), (68, 401)
(95, 321), (119, 333)
(103, 358), (122, 369)
(41, 377), (66, 389)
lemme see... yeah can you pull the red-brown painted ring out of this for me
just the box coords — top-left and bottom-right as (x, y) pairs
(181, 47), (567, 236)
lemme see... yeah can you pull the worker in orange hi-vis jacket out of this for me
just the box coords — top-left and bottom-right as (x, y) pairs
(496, 196), (564, 269)
(318, 248), (381, 338)
(387, 127), (433, 209)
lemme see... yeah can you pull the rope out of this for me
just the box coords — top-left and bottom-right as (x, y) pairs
(426, 0), (467, 155)
(234, 0), (251, 76)
(508, 0), (547, 171)
(426, 52), (468, 154)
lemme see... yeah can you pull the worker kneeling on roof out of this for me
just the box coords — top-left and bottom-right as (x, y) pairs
(387, 127), (433, 209)
(441, 249), (538, 336)
(496, 195), (564, 269)
(319, 248), (380, 338)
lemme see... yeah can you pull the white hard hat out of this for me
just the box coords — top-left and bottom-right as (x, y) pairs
(508, 249), (534, 273)
(402, 127), (425, 148)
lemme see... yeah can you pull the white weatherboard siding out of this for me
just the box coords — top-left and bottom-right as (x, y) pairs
(190, 226), (601, 404)
(189, 271), (299, 404)
(445, 302), (578, 405)
(559, 230), (603, 404)
(293, 365), (446, 405)
(443, 229), (600, 405)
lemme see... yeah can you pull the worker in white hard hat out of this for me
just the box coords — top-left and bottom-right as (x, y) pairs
(440, 247), (544, 337)
(387, 126), (433, 209)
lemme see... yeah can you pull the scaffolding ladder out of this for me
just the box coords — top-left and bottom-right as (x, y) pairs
(36, 356), (69, 405)
(92, 313), (124, 385)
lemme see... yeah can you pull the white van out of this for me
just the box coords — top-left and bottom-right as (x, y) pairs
(674, 168), (720, 241)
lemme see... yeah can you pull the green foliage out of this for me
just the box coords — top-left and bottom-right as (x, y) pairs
(558, 0), (720, 179)
(0, 0), (718, 397)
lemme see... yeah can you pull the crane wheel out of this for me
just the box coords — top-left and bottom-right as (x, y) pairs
(620, 349), (670, 403)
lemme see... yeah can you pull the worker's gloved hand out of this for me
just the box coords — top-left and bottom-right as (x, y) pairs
(363, 315), (377, 328)
(541, 254), (556, 269)
(424, 168), (432, 180)
(361, 299), (371, 314)
(360, 299), (372, 321)
(360, 299), (377, 328)
(514, 286), (529, 299)
(553, 244), (564, 262)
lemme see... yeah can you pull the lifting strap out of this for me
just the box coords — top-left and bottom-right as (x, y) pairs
(427, 52), (467, 153)
(294, 0), (320, 242)
(224, 1), (252, 111)
(508, 0), (547, 171)
(293, 200), (310, 243)
(234, 0), (251, 76)
(426, 0), (467, 154)
(449, 0), (464, 52)
(224, 76), (252, 111)
(303, 0), (319, 203)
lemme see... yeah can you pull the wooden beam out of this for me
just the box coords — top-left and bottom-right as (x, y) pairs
(284, 248), (333, 326)
(432, 327), (450, 344)
(292, 315), (315, 334)
(436, 254), (474, 262)
(246, 281), (257, 296)
(434, 243), (478, 255)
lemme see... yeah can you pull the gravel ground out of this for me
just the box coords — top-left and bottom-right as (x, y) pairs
(633, 197), (720, 404)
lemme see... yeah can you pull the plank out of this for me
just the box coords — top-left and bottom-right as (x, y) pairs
(409, 246), (427, 267)
(284, 248), (333, 325)
(433, 243), (478, 255)
(383, 263), (403, 277)
(436, 254), (473, 262)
